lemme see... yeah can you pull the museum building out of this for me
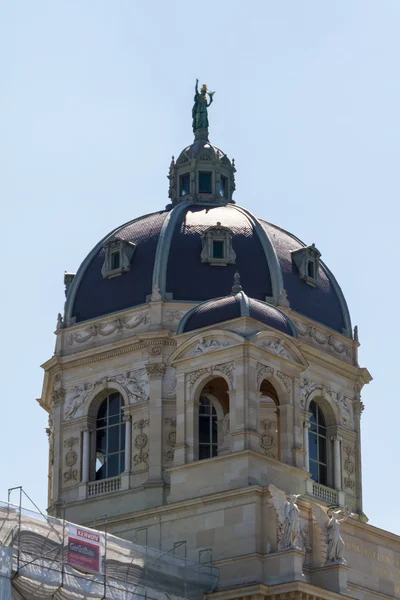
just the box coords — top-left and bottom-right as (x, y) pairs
(33, 85), (400, 600)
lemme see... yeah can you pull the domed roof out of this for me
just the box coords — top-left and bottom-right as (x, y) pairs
(65, 200), (352, 337)
(178, 289), (298, 336)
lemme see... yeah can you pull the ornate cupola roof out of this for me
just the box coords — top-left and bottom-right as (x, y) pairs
(167, 80), (236, 207)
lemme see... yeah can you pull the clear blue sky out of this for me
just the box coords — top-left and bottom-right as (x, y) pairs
(1, 1), (399, 532)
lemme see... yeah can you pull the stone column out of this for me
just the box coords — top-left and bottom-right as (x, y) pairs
(81, 427), (91, 483)
(123, 415), (132, 473)
(174, 372), (186, 466)
(331, 434), (342, 491)
(146, 363), (166, 482)
(303, 421), (310, 472)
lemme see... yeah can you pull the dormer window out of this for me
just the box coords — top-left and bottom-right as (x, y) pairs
(219, 175), (228, 198)
(180, 173), (190, 196)
(101, 236), (136, 279)
(201, 222), (236, 266)
(291, 243), (321, 287)
(199, 172), (212, 194)
(111, 251), (121, 271)
(212, 240), (224, 259)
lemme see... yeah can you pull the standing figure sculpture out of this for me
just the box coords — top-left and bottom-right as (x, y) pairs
(312, 505), (352, 564)
(269, 485), (301, 550)
(192, 79), (215, 134)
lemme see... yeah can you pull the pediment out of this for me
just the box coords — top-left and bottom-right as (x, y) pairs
(250, 332), (308, 367)
(169, 329), (243, 364)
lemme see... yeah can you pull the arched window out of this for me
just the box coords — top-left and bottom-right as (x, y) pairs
(198, 396), (218, 460)
(95, 392), (125, 480)
(308, 400), (327, 485)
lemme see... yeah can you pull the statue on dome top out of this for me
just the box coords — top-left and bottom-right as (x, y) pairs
(192, 79), (215, 134)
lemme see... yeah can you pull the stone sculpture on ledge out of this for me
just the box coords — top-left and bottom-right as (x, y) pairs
(269, 484), (301, 551)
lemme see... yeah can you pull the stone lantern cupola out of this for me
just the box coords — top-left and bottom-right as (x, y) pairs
(167, 81), (236, 207)
(167, 138), (236, 207)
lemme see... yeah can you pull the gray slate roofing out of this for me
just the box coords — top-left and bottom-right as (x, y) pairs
(178, 292), (298, 336)
(66, 202), (351, 337)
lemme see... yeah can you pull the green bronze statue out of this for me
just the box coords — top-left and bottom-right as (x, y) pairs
(192, 79), (215, 133)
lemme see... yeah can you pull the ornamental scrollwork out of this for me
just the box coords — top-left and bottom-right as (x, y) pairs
(187, 362), (234, 390)
(164, 417), (176, 462)
(256, 363), (274, 387)
(294, 320), (352, 360)
(300, 378), (354, 430)
(133, 419), (149, 466)
(146, 364), (167, 379)
(66, 312), (150, 346)
(166, 310), (185, 323)
(276, 371), (292, 394)
(260, 419), (276, 458)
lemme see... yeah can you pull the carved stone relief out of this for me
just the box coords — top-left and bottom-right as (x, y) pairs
(260, 418), (277, 459)
(164, 418), (176, 463)
(63, 436), (79, 486)
(133, 419), (149, 467)
(190, 337), (233, 356)
(162, 366), (176, 399)
(256, 363), (274, 387)
(294, 320), (352, 360)
(166, 310), (185, 323)
(146, 364), (167, 379)
(187, 362), (234, 390)
(66, 312), (150, 347)
(343, 444), (356, 492)
(300, 378), (355, 430)
(257, 339), (292, 361)
(63, 368), (150, 421)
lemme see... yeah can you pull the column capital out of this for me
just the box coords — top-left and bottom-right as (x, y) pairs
(303, 421), (311, 429)
(331, 434), (343, 443)
(146, 363), (167, 379)
(123, 414), (132, 423)
(81, 426), (92, 434)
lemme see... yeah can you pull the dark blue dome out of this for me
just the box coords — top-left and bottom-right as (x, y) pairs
(178, 291), (298, 336)
(65, 201), (352, 337)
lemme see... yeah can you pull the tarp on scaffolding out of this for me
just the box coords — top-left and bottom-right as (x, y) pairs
(0, 502), (218, 600)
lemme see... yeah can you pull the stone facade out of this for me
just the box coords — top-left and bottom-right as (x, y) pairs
(38, 285), (400, 599)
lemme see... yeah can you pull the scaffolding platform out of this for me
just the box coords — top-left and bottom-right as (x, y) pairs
(0, 501), (218, 600)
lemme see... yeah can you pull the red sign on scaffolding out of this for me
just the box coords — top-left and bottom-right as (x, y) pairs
(67, 524), (103, 574)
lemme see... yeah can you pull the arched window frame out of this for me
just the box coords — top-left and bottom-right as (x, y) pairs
(305, 397), (339, 490)
(89, 390), (126, 481)
(308, 400), (328, 486)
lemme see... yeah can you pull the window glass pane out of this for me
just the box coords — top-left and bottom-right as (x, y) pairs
(309, 433), (318, 460)
(180, 174), (190, 196)
(108, 414), (120, 426)
(199, 172), (212, 193)
(97, 400), (107, 421)
(111, 252), (120, 270)
(317, 405), (326, 427)
(307, 261), (315, 278)
(107, 454), (120, 478)
(212, 418), (218, 443)
(213, 241), (224, 259)
(319, 435), (327, 463)
(97, 418), (107, 429)
(219, 176), (227, 197)
(120, 425), (126, 451)
(108, 425), (120, 453)
(108, 393), (121, 416)
(199, 416), (210, 443)
(199, 445), (210, 460)
(96, 458), (107, 480)
(96, 429), (106, 454)
(309, 460), (318, 481)
(211, 444), (218, 457)
(319, 464), (327, 486)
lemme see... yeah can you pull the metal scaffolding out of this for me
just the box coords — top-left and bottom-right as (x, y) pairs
(0, 499), (218, 600)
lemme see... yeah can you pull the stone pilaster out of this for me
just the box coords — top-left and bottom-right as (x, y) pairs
(145, 363), (166, 483)
(174, 372), (186, 466)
